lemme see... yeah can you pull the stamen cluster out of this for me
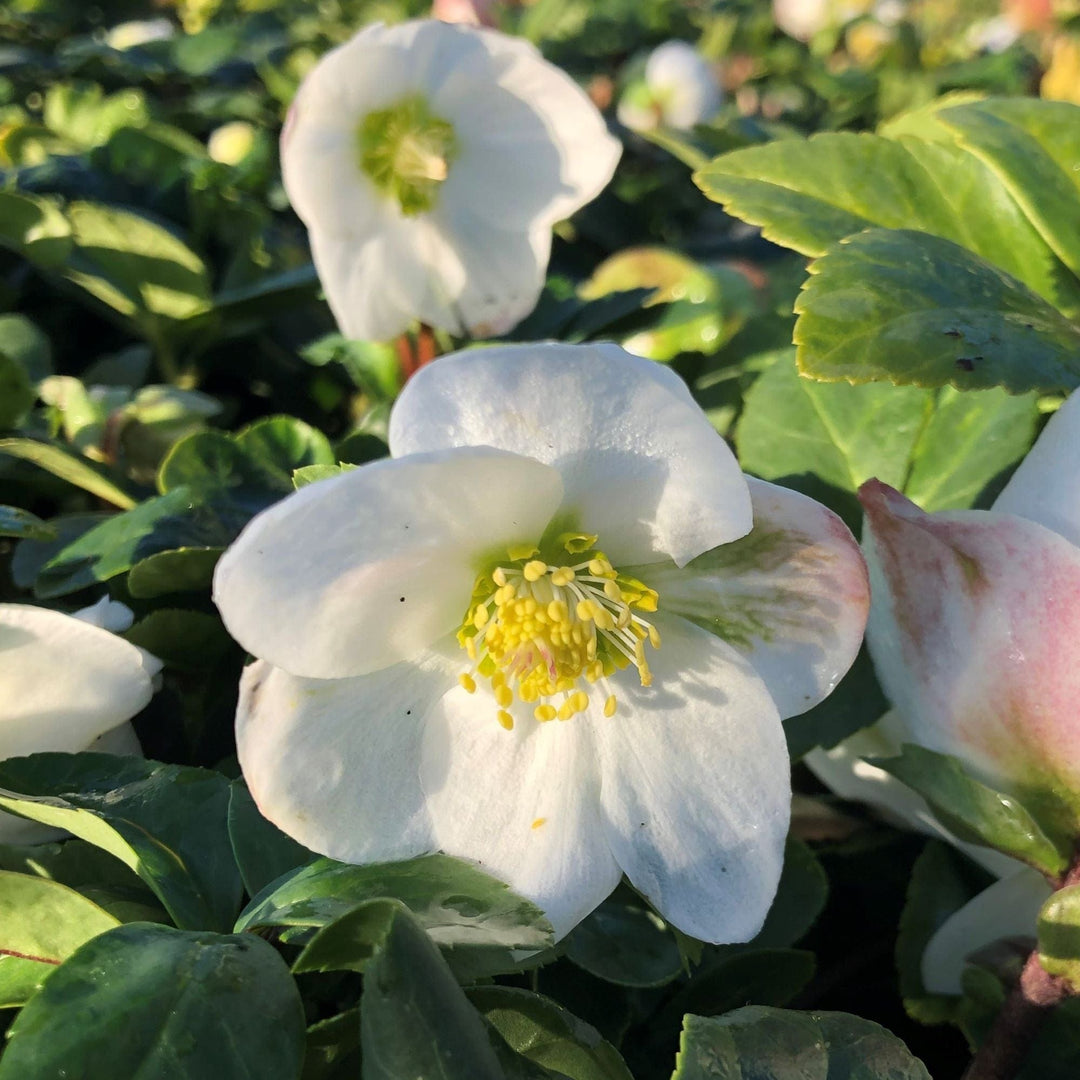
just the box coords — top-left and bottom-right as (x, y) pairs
(457, 545), (661, 730)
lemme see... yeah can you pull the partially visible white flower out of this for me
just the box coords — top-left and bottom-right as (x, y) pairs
(967, 14), (1021, 53)
(617, 42), (722, 132)
(808, 392), (1080, 993)
(0, 603), (161, 844)
(214, 343), (869, 943)
(73, 596), (136, 634)
(773, 0), (832, 40)
(208, 121), (257, 165)
(105, 18), (175, 51)
(281, 20), (621, 342)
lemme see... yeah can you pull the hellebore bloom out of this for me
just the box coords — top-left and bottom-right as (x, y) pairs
(0, 601), (160, 844)
(281, 20), (621, 342)
(214, 343), (868, 942)
(617, 42), (722, 133)
(809, 390), (1080, 991)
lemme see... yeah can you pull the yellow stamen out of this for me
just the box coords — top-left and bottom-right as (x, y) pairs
(497, 709), (514, 730)
(459, 673), (476, 694)
(604, 694), (617, 718)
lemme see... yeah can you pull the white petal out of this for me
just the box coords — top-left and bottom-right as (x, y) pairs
(213, 448), (563, 679)
(419, 687), (621, 940)
(993, 390), (1080, 547)
(236, 650), (457, 863)
(922, 869), (1051, 995)
(644, 478), (869, 719)
(389, 344), (752, 567)
(592, 613), (790, 943)
(645, 42), (722, 130)
(72, 597), (134, 633)
(0, 604), (153, 761)
(433, 28), (620, 228)
(90, 722), (142, 757)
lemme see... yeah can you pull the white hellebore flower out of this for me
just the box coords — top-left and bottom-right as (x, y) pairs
(809, 390), (1080, 993)
(0, 600), (160, 844)
(213, 344), (869, 942)
(617, 41), (723, 133)
(281, 20), (621, 342)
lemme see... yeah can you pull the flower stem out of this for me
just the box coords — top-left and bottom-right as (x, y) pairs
(961, 950), (1068, 1080)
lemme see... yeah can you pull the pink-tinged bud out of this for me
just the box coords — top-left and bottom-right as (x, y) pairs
(431, 0), (498, 26)
(859, 479), (1080, 836)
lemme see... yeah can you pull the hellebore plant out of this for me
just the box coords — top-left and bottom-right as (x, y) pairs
(617, 41), (723, 133)
(213, 343), (869, 943)
(0, 599), (159, 844)
(810, 389), (1080, 995)
(281, 19), (620, 342)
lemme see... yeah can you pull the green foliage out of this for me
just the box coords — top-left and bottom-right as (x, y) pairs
(872, 745), (1070, 877)
(672, 1007), (932, 1079)
(1037, 886), (1080, 988)
(0, 754), (242, 932)
(0, 923), (306, 1080)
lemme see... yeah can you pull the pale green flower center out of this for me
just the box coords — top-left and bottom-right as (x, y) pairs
(456, 533), (662, 730)
(356, 95), (459, 216)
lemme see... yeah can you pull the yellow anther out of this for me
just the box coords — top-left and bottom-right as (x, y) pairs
(551, 567), (575, 587)
(603, 579), (622, 601)
(557, 701), (575, 721)
(465, 637), (477, 661)
(472, 605), (489, 630)
(531, 817), (547, 829)
(523, 560), (548, 582)
(459, 673), (477, 694)
(575, 599), (594, 621)
(604, 694), (617, 718)
(492, 567), (508, 587)
(534, 704), (557, 722)
(548, 600), (569, 623)
(648, 625), (661, 649)
(497, 709), (514, 730)
(571, 690), (589, 713)
(491, 671), (506, 689)
(593, 607), (615, 632)
(495, 685), (513, 708)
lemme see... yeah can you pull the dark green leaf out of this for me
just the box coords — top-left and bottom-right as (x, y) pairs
(469, 987), (634, 1080)
(0, 190), (72, 269)
(236, 854), (553, 980)
(0, 314), (53, 384)
(126, 546), (224, 598)
(227, 779), (315, 899)
(360, 906), (505, 1080)
(0, 437), (136, 509)
(0, 352), (34, 429)
(794, 229), (1080, 393)
(872, 744), (1069, 877)
(672, 1007), (932, 1079)
(303, 1009), (363, 1080)
(564, 892), (683, 988)
(122, 609), (234, 671)
(0, 923), (305, 1080)
(0, 753), (242, 932)
(0, 506), (56, 541)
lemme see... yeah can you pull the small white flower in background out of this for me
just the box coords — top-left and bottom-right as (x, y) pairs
(281, 20), (621, 343)
(214, 343), (869, 942)
(430, 0), (499, 27)
(104, 18), (175, 51)
(617, 41), (722, 133)
(0, 601), (161, 844)
(772, 0), (832, 41)
(808, 390), (1080, 993)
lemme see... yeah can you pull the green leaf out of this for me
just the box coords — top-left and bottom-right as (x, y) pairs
(939, 98), (1080, 281)
(126, 546), (224, 598)
(694, 131), (1059, 301)
(61, 201), (212, 329)
(0, 754), (243, 932)
(35, 485), (231, 597)
(0, 437), (136, 509)
(360, 905), (505, 1080)
(0, 923), (305, 1080)
(43, 83), (149, 148)
(1038, 885), (1080, 988)
(564, 891), (683, 988)
(0, 870), (120, 1008)
(227, 780), (315, 899)
(794, 229), (1080, 393)
(0, 313), (53, 384)
(752, 838), (828, 950)
(303, 1009), (363, 1080)
(213, 264), (321, 323)
(672, 1007), (931, 1079)
(0, 190), (72, 269)
(896, 842), (991, 1023)
(0, 352), (34, 429)
(122, 609), (235, 671)
(0, 506), (56, 541)
(300, 334), (401, 399)
(293, 463), (356, 489)
(236, 854), (553, 980)
(469, 987), (634, 1080)
(872, 744), (1069, 877)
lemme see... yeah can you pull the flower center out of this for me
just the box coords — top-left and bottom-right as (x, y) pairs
(357, 95), (458, 216)
(456, 536), (661, 730)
